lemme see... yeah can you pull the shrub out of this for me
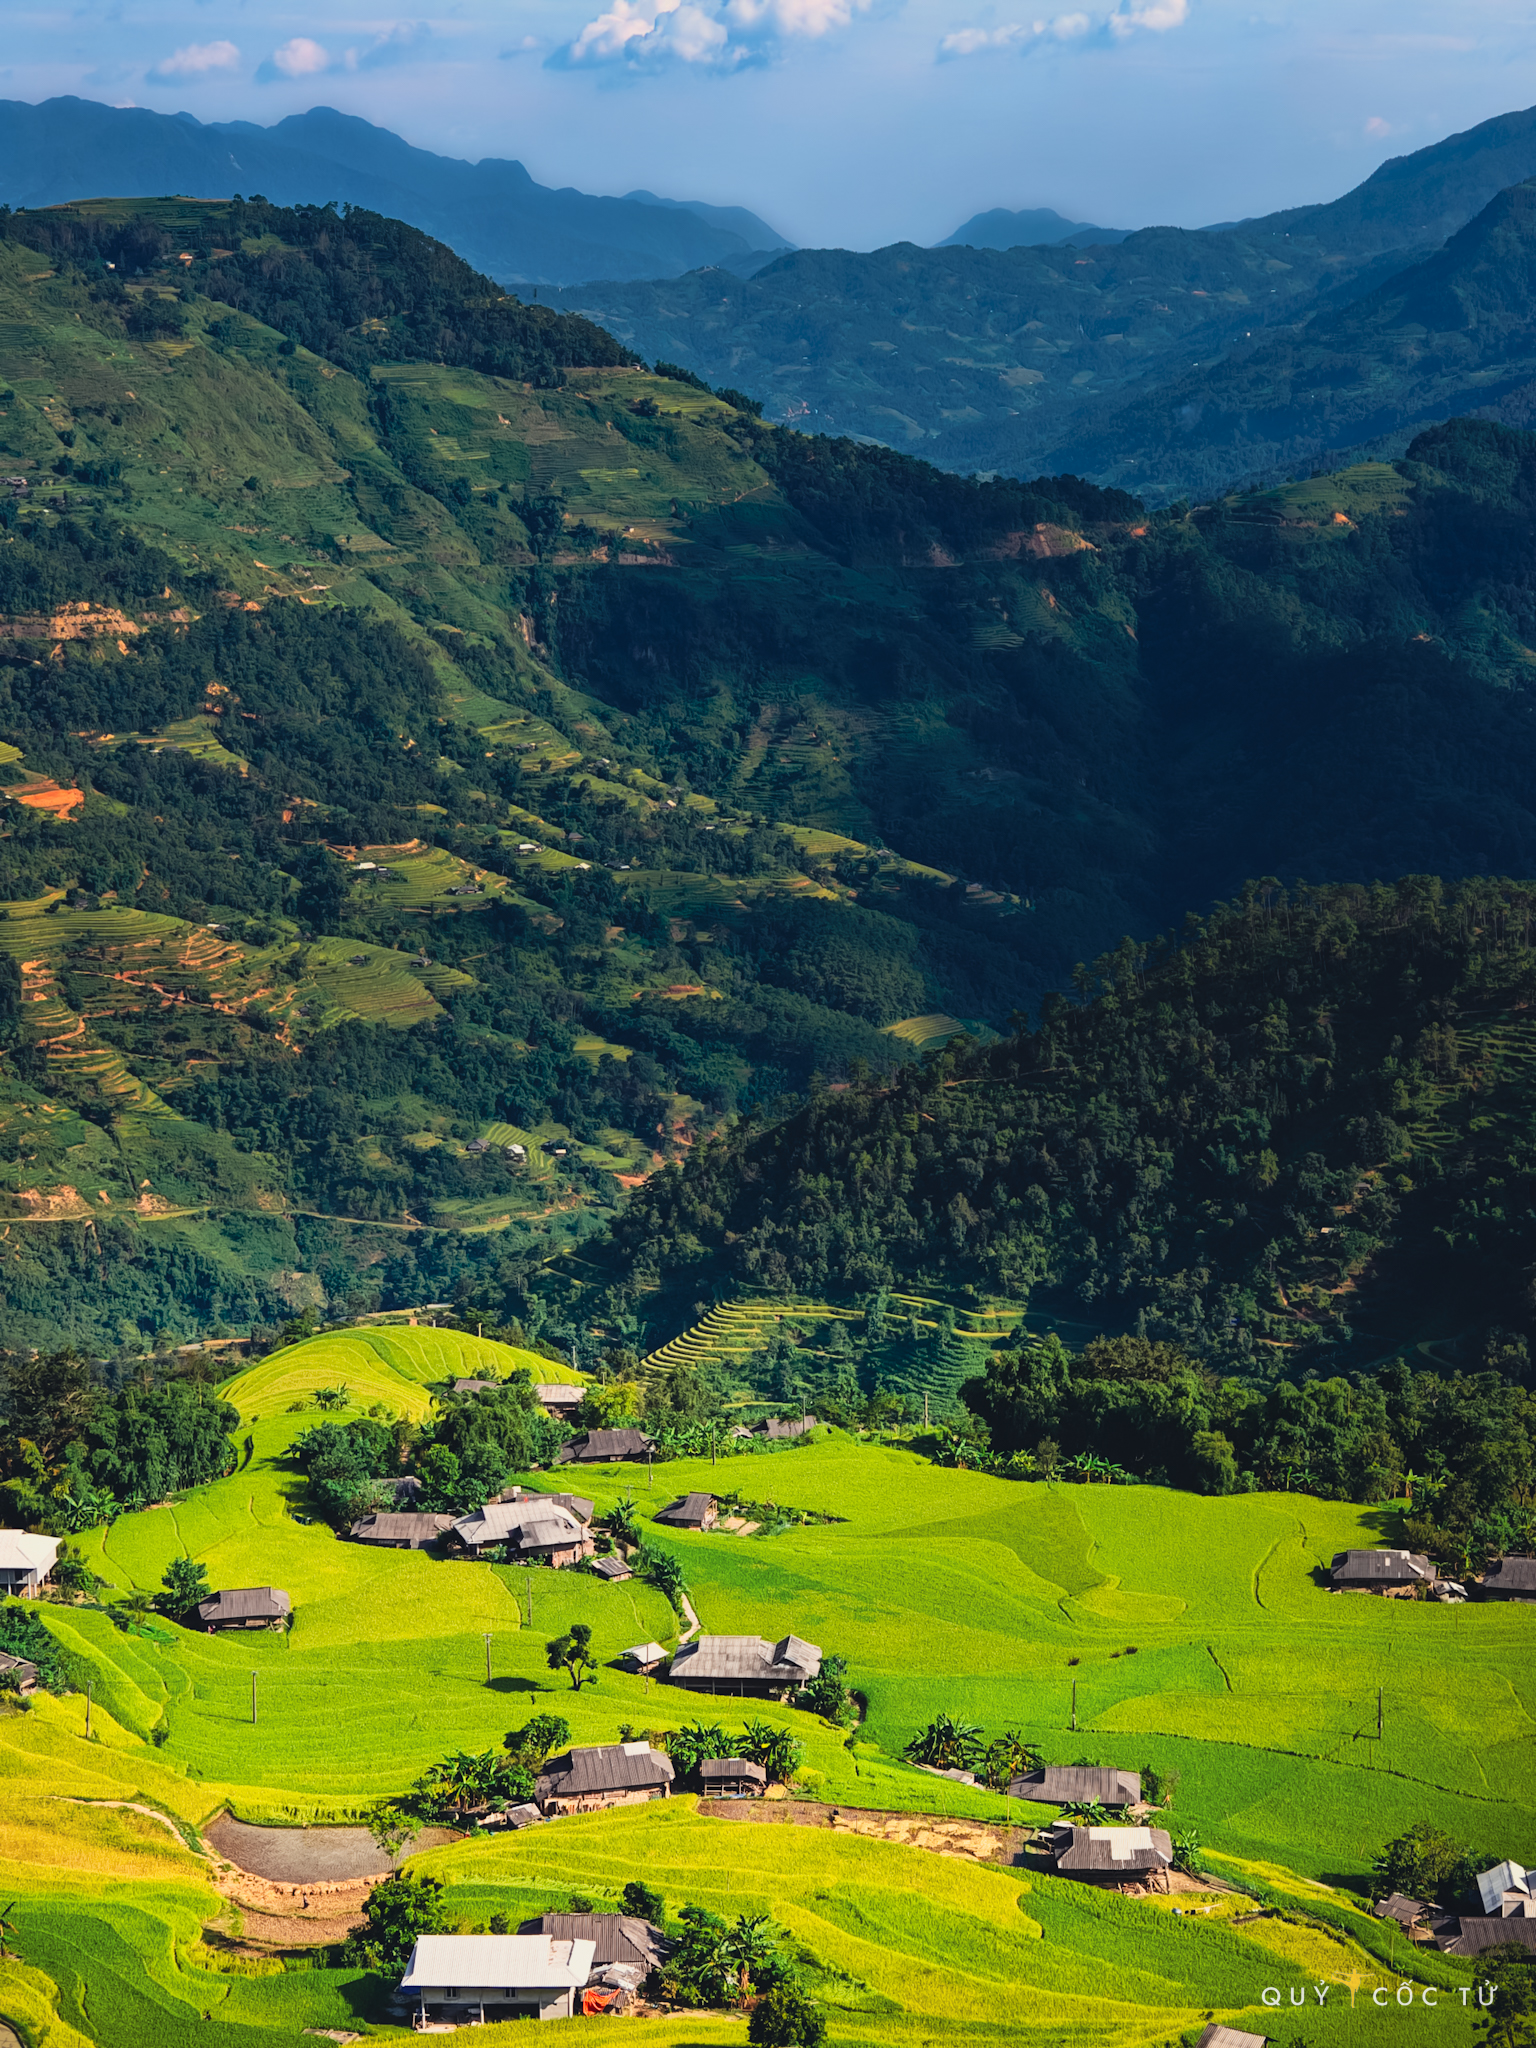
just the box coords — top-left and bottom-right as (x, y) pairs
(750, 1986), (826, 2047)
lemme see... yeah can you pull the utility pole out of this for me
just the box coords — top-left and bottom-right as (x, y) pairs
(525, 1566), (533, 1625)
(85, 1680), (92, 1740)
(252, 1672), (258, 1726)
(484, 1633), (493, 1684)
(1071, 1679), (1077, 1733)
(1377, 1687), (1383, 1738)
(924, 1391), (929, 1430)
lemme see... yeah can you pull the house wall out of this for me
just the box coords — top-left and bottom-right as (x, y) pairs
(0, 1568), (45, 1598)
(542, 1786), (668, 1816)
(408, 1988), (573, 2020)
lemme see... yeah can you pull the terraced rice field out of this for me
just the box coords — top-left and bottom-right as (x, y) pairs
(2, 1332), (1526, 2047)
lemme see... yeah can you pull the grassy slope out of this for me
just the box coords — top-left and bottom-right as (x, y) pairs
(0, 1337), (1521, 2045)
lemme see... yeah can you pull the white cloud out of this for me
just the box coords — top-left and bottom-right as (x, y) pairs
(550, 0), (872, 72)
(1363, 113), (1396, 138)
(269, 36), (332, 77)
(147, 39), (241, 82)
(940, 0), (1184, 58)
(500, 33), (543, 56)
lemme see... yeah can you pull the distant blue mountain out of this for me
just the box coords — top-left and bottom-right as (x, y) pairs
(0, 96), (792, 287)
(938, 206), (1133, 251)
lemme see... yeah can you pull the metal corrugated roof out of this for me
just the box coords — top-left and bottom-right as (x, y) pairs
(1485, 1555), (1536, 1591)
(400, 1934), (594, 1990)
(518, 1916), (668, 1970)
(537, 1743), (675, 1799)
(1476, 1860), (1531, 1913)
(1051, 1824), (1172, 1871)
(699, 1757), (767, 1782)
(655, 1493), (715, 1524)
(1329, 1548), (1434, 1581)
(350, 1512), (454, 1542)
(1195, 2027), (1269, 2048)
(669, 1634), (821, 1682)
(1010, 1766), (1141, 1805)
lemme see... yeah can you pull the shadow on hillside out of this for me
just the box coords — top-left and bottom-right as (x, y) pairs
(485, 1675), (543, 1694)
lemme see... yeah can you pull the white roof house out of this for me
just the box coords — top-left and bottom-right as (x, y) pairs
(1477, 1860), (1534, 1917)
(452, 1499), (593, 1563)
(399, 1934), (595, 2022)
(0, 1531), (61, 1597)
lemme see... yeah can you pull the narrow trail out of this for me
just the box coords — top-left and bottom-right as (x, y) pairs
(677, 1592), (701, 1643)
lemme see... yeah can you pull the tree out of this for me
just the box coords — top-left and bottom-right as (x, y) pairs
(1476, 1944), (1536, 2048)
(739, 1719), (803, 1782)
(1372, 1821), (1468, 1906)
(340, 1871), (449, 1972)
(905, 1712), (985, 1772)
(634, 1542), (686, 1612)
(504, 1712), (570, 1766)
(798, 1652), (854, 1726)
(750, 1986), (826, 2048)
(982, 1728), (1043, 1790)
(667, 1721), (732, 1776)
(601, 1495), (641, 1548)
(366, 1804), (420, 1865)
(546, 1622), (598, 1690)
(622, 1879), (665, 1927)
(160, 1555), (210, 1619)
(719, 1913), (780, 2005)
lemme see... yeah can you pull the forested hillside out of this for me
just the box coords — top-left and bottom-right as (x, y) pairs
(602, 877), (1536, 1379)
(7, 195), (1536, 1362)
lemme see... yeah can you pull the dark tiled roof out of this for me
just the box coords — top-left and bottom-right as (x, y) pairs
(1439, 1917), (1536, 1956)
(536, 1743), (675, 1802)
(669, 1634), (821, 1683)
(655, 1493), (715, 1526)
(349, 1512), (454, 1544)
(1374, 1893), (1426, 1923)
(1010, 1766), (1141, 1805)
(1483, 1555), (1536, 1592)
(589, 1556), (633, 1580)
(1050, 1824), (1172, 1872)
(558, 1429), (655, 1462)
(517, 1915), (669, 1971)
(198, 1586), (291, 1623)
(699, 1757), (767, 1784)
(1329, 1548), (1434, 1583)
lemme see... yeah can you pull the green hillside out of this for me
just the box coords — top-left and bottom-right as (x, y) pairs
(0, 1327), (1522, 2047)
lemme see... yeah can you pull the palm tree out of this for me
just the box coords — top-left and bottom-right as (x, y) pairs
(904, 1713), (986, 1772)
(668, 1721), (731, 1776)
(719, 1913), (778, 2005)
(739, 1719), (803, 1781)
(982, 1728), (1043, 1790)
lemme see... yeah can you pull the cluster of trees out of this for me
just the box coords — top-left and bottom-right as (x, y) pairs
(0, 199), (633, 389)
(653, 1718), (803, 1781)
(292, 1377), (570, 1523)
(0, 1600), (82, 1694)
(957, 1333), (1535, 1568)
(608, 877), (1536, 1373)
(0, 1348), (239, 1530)
(904, 1713), (1041, 1788)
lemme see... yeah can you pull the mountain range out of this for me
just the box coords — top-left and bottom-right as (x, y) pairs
(0, 97), (792, 287)
(554, 103), (1536, 501)
(10, 194), (1536, 1345)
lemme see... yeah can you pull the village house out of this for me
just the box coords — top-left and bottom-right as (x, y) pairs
(398, 1933), (594, 2025)
(1328, 1548), (1436, 1596)
(1195, 2028), (1268, 2048)
(348, 1511), (454, 1549)
(0, 1530), (60, 1598)
(654, 1493), (718, 1531)
(197, 1587), (291, 1631)
(758, 1414), (818, 1440)
(667, 1633), (821, 1699)
(1374, 1894), (1428, 1929)
(534, 1384), (586, 1418)
(447, 1376), (501, 1396)
(589, 1554), (633, 1582)
(557, 1428), (656, 1464)
(1008, 1765), (1142, 1807)
(622, 1640), (669, 1675)
(0, 1650), (39, 1694)
(534, 1741), (674, 1816)
(1047, 1823), (1174, 1884)
(1479, 1555), (1536, 1601)
(1476, 1860), (1534, 1917)
(1435, 1919), (1536, 1958)
(517, 1913), (669, 1975)
(452, 1498), (594, 1568)
(698, 1757), (768, 1798)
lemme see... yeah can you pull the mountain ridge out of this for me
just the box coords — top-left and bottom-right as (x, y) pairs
(0, 96), (789, 287)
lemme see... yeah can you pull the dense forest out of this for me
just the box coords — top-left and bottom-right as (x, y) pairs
(604, 876), (1536, 1372)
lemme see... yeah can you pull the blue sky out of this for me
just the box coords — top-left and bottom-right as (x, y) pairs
(4, 1), (1535, 249)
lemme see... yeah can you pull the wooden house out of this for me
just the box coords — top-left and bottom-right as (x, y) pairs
(758, 1414), (818, 1440)
(622, 1640), (669, 1675)
(349, 1511), (454, 1549)
(197, 1587), (291, 1631)
(1480, 1555), (1536, 1601)
(557, 1428), (656, 1465)
(654, 1493), (718, 1531)
(698, 1757), (768, 1798)
(1008, 1765), (1141, 1807)
(0, 1650), (39, 1694)
(517, 1914), (668, 1974)
(1328, 1548), (1436, 1596)
(452, 1498), (594, 1568)
(534, 1741), (674, 1816)
(667, 1633), (821, 1699)
(535, 1384), (586, 1417)
(589, 1554), (633, 1582)
(1047, 1823), (1173, 1884)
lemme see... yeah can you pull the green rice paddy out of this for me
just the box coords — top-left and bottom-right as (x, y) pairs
(1, 1332), (1525, 2044)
